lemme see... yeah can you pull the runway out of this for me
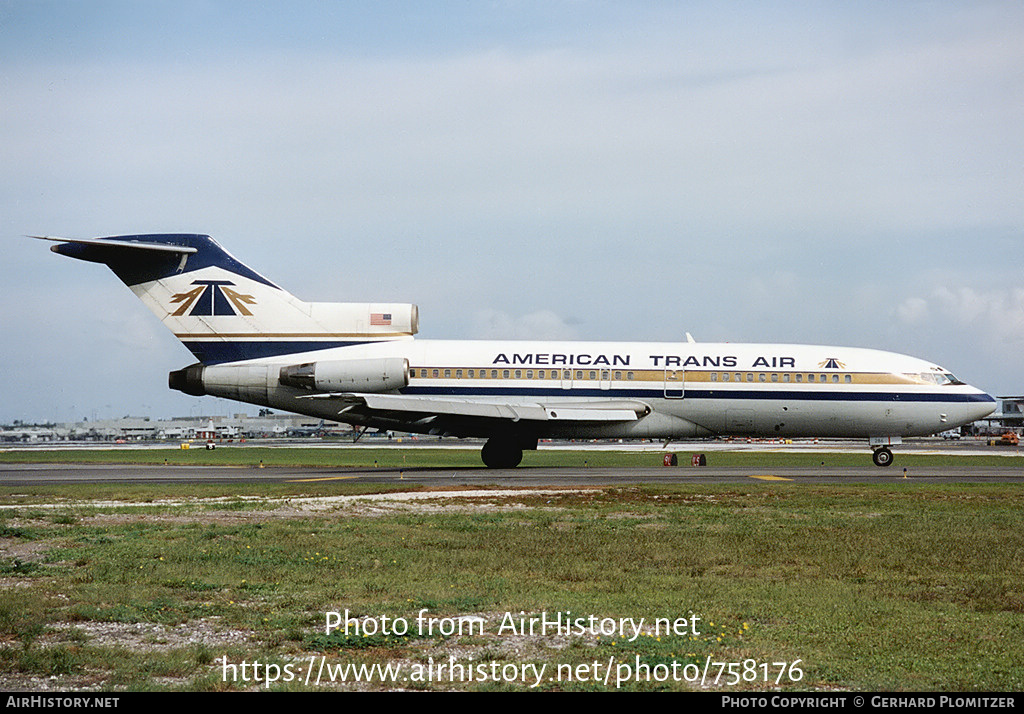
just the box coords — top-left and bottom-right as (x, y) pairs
(2, 462), (1023, 487)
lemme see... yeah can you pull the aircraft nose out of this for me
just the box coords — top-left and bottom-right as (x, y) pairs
(967, 388), (998, 422)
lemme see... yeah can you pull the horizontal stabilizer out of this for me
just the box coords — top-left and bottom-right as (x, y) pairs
(31, 235), (198, 257)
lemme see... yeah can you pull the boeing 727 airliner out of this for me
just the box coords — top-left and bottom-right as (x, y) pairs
(39, 234), (996, 468)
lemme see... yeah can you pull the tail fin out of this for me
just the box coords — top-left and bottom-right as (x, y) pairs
(39, 234), (418, 364)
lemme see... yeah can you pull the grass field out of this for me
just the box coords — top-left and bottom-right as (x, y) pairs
(1, 444), (1022, 469)
(1, 446), (1022, 691)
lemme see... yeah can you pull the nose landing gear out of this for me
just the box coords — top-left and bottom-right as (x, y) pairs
(872, 447), (894, 467)
(869, 437), (901, 468)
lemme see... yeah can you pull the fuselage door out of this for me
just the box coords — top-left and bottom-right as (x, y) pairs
(664, 369), (684, 399)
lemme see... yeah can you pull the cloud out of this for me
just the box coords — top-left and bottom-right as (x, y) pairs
(933, 286), (1024, 345)
(898, 285), (1024, 349)
(896, 297), (930, 325)
(471, 309), (580, 341)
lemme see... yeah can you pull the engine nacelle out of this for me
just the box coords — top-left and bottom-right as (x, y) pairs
(279, 358), (409, 393)
(170, 357), (409, 399)
(169, 362), (273, 403)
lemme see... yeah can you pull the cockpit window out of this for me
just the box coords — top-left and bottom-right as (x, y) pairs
(909, 372), (964, 386)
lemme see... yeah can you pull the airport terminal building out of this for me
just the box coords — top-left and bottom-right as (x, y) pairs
(0, 413), (352, 443)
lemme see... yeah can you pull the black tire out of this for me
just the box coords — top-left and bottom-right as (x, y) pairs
(481, 438), (523, 469)
(872, 447), (894, 467)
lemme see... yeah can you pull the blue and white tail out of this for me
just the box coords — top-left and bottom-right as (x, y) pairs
(40, 234), (418, 364)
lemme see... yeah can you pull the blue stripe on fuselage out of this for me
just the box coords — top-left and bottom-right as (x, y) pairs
(401, 386), (995, 403)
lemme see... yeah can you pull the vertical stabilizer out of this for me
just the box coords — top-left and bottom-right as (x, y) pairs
(40, 234), (418, 364)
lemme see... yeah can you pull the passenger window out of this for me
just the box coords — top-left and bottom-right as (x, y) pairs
(783, 374), (790, 383)
(491, 370), (498, 379)
(456, 370), (463, 378)
(771, 374), (779, 383)
(589, 371), (597, 380)
(444, 369), (451, 378)
(795, 374), (802, 383)
(432, 369), (439, 378)
(845, 375), (851, 383)
(502, 370), (510, 378)
(747, 373), (754, 382)
(722, 372), (730, 382)
(514, 370), (521, 379)
(710, 373), (718, 382)
(627, 372), (634, 380)
(614, 371), (622, 380)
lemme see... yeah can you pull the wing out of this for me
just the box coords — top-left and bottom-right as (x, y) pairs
(300, 392), (651, 433)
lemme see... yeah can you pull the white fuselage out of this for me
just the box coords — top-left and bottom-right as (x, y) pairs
(202, 339), (996, 440)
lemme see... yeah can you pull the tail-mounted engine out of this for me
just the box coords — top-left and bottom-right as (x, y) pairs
(278, 358), (409, 393)
(170, 357), (409, 399)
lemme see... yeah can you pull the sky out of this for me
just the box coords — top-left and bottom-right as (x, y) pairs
(2, 1), (1023, 423)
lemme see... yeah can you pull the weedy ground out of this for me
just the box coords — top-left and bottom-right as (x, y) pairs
(0, 481), (1022, 691)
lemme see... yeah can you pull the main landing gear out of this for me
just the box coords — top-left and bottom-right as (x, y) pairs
(481, 435), (536, 469)
(872, 447), (894, 467)
(481, 439), (522, 469)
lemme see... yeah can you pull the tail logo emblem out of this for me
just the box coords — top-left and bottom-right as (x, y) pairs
(170, 280), (257, 317)
(818, 358), (846, 369)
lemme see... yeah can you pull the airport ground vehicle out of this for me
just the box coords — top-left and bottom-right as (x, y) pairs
(989, 432), (1020, 446)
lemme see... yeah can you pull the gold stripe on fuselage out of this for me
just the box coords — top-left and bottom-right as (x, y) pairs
(406, 367), (921, 386)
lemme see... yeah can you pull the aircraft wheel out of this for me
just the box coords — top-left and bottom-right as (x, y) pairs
(872, 447), (894, 468)
(481, 438), (523, 469)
